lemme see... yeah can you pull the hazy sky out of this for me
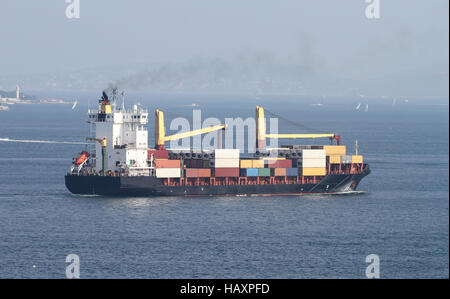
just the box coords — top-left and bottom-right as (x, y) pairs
(0, 0), (448, 95)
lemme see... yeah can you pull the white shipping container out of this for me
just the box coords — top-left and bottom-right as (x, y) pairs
(302, 158), (326, 168)
(214, 149), (240, 159)
(214, 158), (240, 168)
(341, 155), (352, 164)
(156, 168), (181, 178)
(302, 149), (326, 159)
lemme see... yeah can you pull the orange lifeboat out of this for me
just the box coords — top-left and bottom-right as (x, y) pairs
(75, 151), (90, 166)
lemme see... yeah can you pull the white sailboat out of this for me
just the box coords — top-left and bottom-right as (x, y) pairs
(364, 104), (369, 112)
(355, 103), (361, 110)
(71, 100), (78, 110)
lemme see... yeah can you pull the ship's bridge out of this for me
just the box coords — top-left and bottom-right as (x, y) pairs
(86, 96), (149, 174)
(87, 108), (148, 125)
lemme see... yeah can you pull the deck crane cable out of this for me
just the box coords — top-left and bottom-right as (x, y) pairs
(263, 108), (325, 134)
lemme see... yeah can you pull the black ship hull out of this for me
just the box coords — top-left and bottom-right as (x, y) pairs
(65, 166), (370, 197)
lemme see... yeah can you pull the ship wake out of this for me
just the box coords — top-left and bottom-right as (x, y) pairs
(0, 138), (88, 145)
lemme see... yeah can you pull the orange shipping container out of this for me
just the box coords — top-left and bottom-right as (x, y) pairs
(323, 145), (346, 156)
(352, 155), (363, 163)
(155, 159), (181, 168)
(185, 169), (199, 178)
(328, 155), (341, 164)
(302, 167), (326, 176)
(273, 168), (287, 176)
(252, 160), (265, 168)
(240, 160), (253, 168)
(197, 169), (211, 177)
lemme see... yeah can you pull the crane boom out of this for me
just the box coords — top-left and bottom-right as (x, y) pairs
(155, 109), (226, 150)
(164, 124), (227, 141)
(256, 106), (340, 147)
(266, 134), (335, 139)
(86, 137), (107, 147)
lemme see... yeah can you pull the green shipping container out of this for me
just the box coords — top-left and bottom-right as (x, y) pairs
(258, 168), (271, 177)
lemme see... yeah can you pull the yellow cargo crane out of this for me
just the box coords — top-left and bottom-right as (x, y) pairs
(155, 109), (227, 150)
(86, 137), (107, 174)
(256, 106), (341, 149)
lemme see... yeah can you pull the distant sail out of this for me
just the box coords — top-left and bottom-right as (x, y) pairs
(71, 101), (78, 110)
(364, 104), (369, 112)
(355, 103), (361, 110)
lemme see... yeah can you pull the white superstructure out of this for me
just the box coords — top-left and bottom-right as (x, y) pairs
(87, 91), (149, 175)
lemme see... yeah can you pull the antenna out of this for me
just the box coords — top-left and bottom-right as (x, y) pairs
(112, 88), (118, 111)
(121, 91), (125, 111)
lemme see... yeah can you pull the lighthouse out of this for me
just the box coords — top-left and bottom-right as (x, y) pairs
(16, 85), (20, 101)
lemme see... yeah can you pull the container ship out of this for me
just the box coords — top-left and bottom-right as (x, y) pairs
(65, 91), (370, 196)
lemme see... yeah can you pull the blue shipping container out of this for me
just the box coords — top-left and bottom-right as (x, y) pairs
(246, 168), (259, 177)
(286, 168), (299, 176)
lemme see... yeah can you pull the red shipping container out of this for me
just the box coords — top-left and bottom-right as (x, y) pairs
(155, 159), (180, 168)
(185, 169), (199, 178)
(267, 160), (292, 168)
(148, 150), (169, 160)
(197, 169), (211, 177)
(214, 168), (239, 177)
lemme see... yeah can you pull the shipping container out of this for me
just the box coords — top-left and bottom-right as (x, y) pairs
(215, 168), (239, 177)
(156, 168), (181, 178)
(202, 160), (210, 168)
(261, 157), (286, 160)
(328, 155), (341, 164)
(352, 155), (363, 163)
(197, 169), (211, 177)
(266, 159), (293, 168)
(341, 155), (352, 164)
(148, 149), (169, 160)
(258, 168), (271, 177)
(214, 149), (240, 159)
(215, 158), (239, 168)
(252, 160), (265, 168)
(293, 145), (311, 150)
(185, 168), (211, 178)
(286, 168), (298, 176)
(155, 159), (181, 168)
(302, 158), (326, 168)
(184, 159), (192, 168)
(277, 160), (292, 168)
(185, 168), (199, 178)
(302, 167), (326, 176)
(240, 160), (253, 168)
(241, 168), (258, 177)
(273, 168), (287, 176)
(311, 145), (324, 149)
(323, 145), (346, 156)
(302, 149), (326, 159)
